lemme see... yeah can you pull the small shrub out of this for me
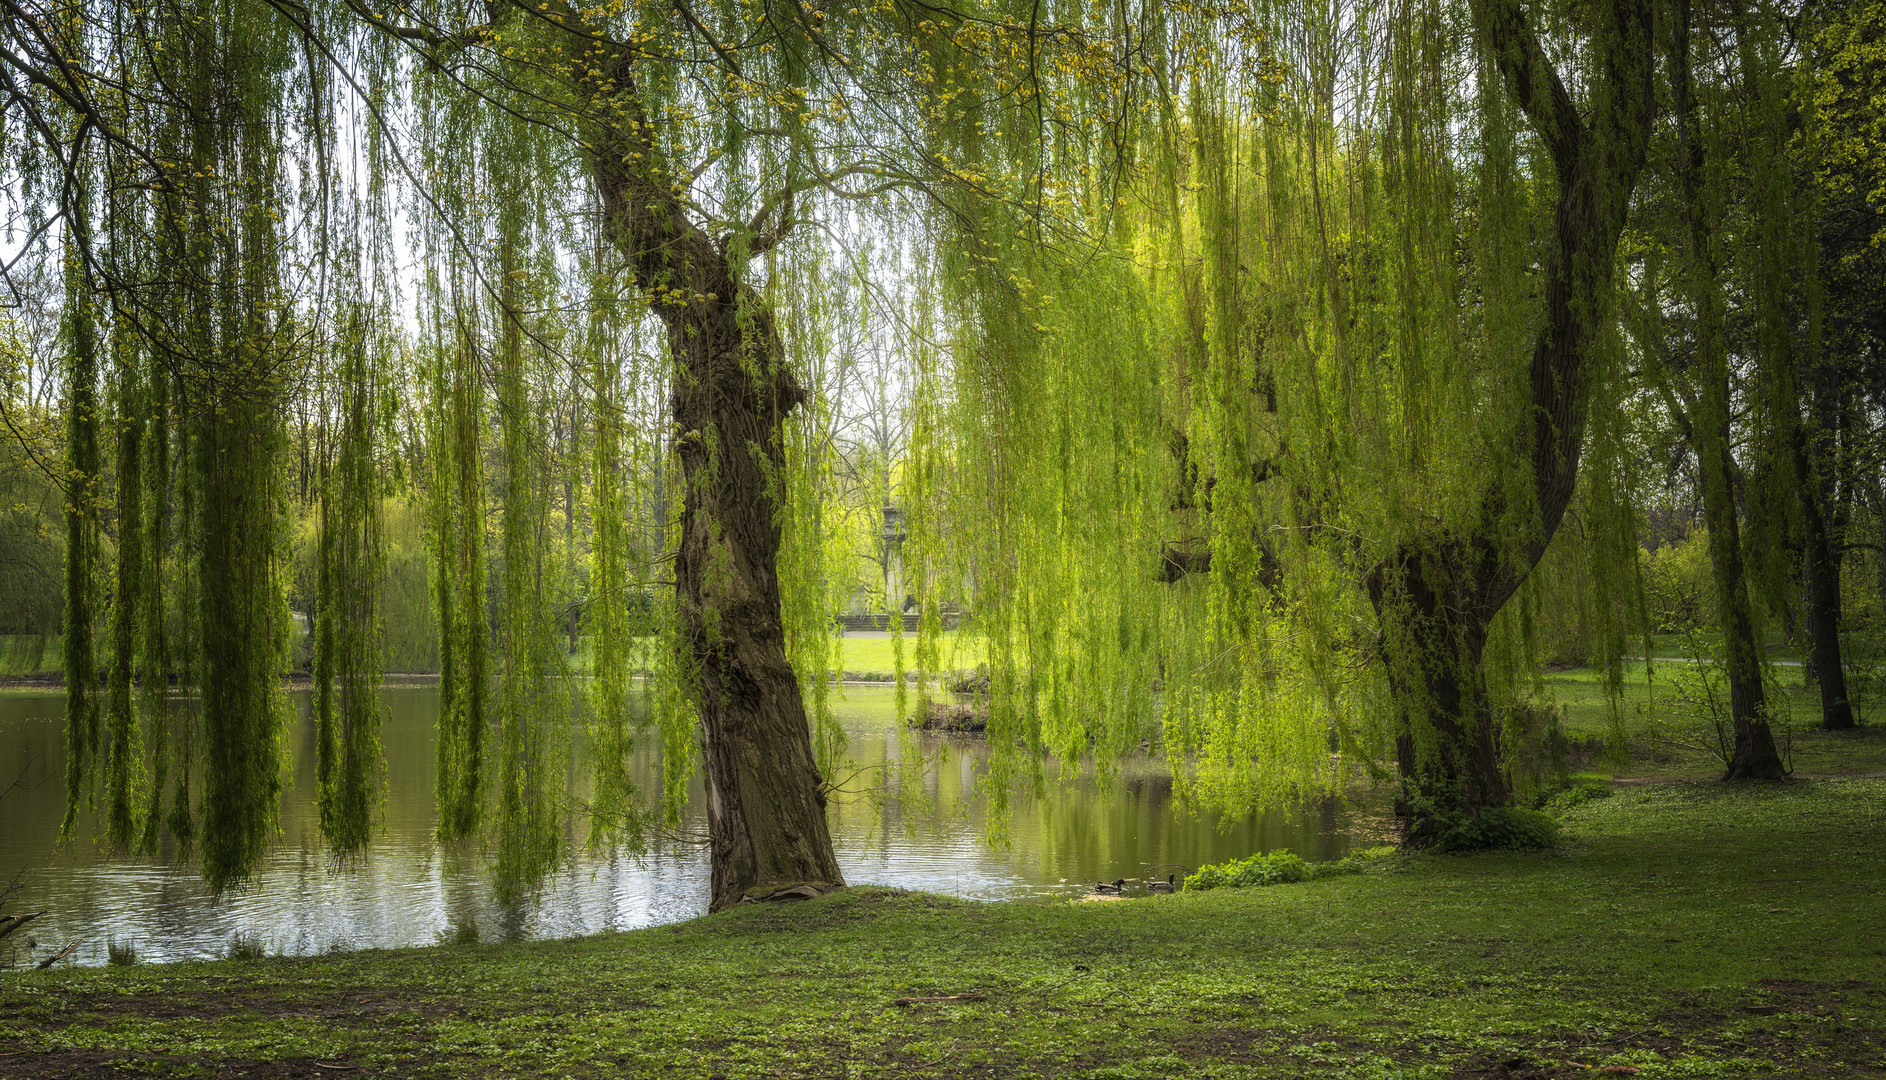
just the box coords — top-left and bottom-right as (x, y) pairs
(107, 940), (138, 966)
(225, 933), (266, 961)
(1185, 851), (1309, 891)
(1184, 847), (1396, 891)
(1541, 780), (1613, 816)
(1311, 846), (1398, 877)
(1435, 806), (1560, 852)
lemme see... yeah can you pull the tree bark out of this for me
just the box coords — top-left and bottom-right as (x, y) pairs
(1794, 425), (1854, 730)
(668, 300), (845, 910)
(1368, 549), (1508, 839)
(1701, 439), (1785, 778)
(577, 30), (843, 911)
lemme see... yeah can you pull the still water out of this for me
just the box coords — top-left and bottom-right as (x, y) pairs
(0, 684), (1391, 967)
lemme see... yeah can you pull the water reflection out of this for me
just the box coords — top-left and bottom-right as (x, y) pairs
(0, 685), (1391, 967)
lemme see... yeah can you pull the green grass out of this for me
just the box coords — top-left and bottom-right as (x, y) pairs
(832, 631), (985, 681)
(1539, 660), (1886, 780)
(554, 632), (985, 682)
(1637, 630), (1802, 663)
(6, 778), (1883, 1078)
(0, 634), (59, 677)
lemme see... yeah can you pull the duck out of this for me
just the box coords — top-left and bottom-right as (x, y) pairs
(1092, 878), (1126, 894)
(1148, 873), (1176, 893)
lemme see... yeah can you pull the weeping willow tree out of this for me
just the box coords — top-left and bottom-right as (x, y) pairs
(315, 312), (387, 857)
(5, 0), (382, 891)
(347, 0), (1139, 908)
(905, 0), (1661, 837)
(6, 0), (1756, 899)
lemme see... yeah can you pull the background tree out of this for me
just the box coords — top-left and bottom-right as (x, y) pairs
(913, 0), (1659, 836)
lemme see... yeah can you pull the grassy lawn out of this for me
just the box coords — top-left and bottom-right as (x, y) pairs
(833, 631), (985, 681)
(1539, 660), (1886, 780)
(557, 632), (985, 681)
(4, 777), (1883, 1079)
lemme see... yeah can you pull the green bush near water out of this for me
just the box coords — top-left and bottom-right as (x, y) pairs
(1184, 845), (1396, 891)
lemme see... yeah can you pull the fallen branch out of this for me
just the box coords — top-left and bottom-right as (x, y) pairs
(311, 1064), (358, 1071)
(36, 939), (82, 969)
(0, 910), (46, 941)
(893, 993), (989, 1006)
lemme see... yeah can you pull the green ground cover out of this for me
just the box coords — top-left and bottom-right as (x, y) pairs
(4, 777), (1882, 1079)
(1540, 662), (1886, 780)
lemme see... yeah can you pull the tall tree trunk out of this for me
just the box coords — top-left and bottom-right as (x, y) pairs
(1794, 425), (1853, 730)
(1875, 475), (1886, 642)
(1667, 0), (1786, 780)
(667, 298), (844, 910)
(578, 31), (842, 910)
(1700, 439), (1784, 777)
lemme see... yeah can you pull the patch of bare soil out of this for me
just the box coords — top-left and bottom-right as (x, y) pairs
(0, 1049), (441, 1079)
(2, 985), (454, 1028)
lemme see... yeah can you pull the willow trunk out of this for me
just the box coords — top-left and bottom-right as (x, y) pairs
(666, 297), (844, 911)
(579, 30), (842, 910)
(1356, 0), (1658, 834)
(1370, 556), (1509, 837)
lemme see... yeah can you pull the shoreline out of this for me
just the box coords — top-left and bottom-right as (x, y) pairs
(4, 776), (1882, 1077)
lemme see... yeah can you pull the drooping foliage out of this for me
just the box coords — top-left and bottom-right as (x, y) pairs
(7, 0), (1860, 903)
(60, 219), (102, 840)
(315, 313), (387, 857)
(905, 0), (1659, 833)
(10, 0), (386, 890)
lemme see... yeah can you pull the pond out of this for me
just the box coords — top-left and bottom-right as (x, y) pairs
(0, 684), (1393, 967)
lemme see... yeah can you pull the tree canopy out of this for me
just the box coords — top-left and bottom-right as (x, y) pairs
(3, 0), (1880, 900)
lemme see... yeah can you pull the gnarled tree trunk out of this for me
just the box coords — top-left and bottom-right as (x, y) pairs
(665, 293), (845, 911)
(579, 32), (843, 912)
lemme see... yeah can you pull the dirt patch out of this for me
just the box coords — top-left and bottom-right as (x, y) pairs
(0, 985), (456, 1031)
(0, 1049), (400, 1079)
(1163, 999), (1886, 1080)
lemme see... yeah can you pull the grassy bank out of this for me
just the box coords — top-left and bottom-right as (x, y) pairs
(4, 777), (1883, 1079)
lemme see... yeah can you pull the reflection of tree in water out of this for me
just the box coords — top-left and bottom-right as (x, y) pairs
(1, 757), (50, 966)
